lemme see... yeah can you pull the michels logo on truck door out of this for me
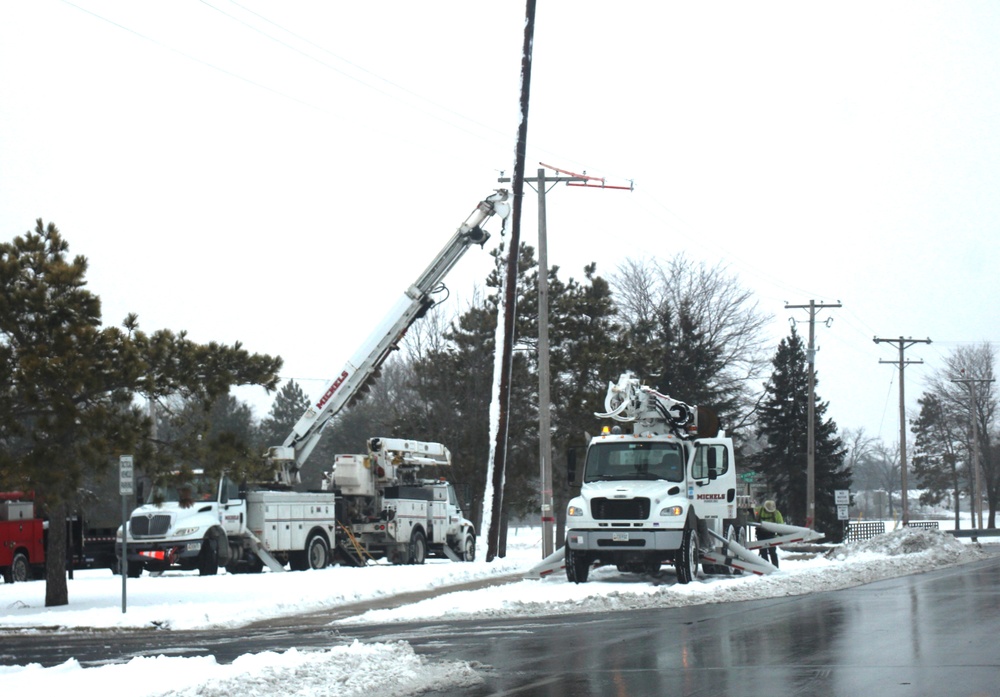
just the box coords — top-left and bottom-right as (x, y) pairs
(697, 493), (726, 500)
(316, 371), (349, 409)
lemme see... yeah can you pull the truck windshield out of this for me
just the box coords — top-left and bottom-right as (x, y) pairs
(150, 474), (216, 506)
(584, 442), (684, 482)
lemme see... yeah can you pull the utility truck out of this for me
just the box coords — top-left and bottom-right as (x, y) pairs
(0, 493), (45, 583)
(118, 191), (508, 576)
(562, 373), (821, 584)
(324, 437), (476, 565)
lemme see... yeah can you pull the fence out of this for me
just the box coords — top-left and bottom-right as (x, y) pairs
(845, 521), (885, 541)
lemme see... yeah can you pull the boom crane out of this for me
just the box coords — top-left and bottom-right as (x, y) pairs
(266, 191), (510, 486)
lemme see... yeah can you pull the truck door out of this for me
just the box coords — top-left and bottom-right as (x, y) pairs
(690, 440), (737, 523)
(219, 476), (246, 538)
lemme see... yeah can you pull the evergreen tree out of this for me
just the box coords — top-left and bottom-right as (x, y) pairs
(258, 380), (309, 450)
(753, 326), (850, 538)
(911, 393), (964, 526)
(0, 221), (280, 606)
(548, 262), (620, 545)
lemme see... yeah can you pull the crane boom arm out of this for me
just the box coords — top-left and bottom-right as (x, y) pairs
(267, 191), (510, 485)
(595, 372), (719, 439)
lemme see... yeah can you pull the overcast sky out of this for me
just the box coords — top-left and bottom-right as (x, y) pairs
(2, 1), (998, 448)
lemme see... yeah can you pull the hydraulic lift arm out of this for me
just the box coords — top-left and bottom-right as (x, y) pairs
(267, 191), (510, 486)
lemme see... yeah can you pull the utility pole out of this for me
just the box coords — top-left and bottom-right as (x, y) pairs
(785, 300), (840, 529)
(500, 163), (631, 558)
(952, 376), (994, 531)
(484, 0), (536, 563)
(873, 336), (931, 526)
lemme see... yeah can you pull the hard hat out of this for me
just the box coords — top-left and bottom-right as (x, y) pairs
(764, 500), (776, 513)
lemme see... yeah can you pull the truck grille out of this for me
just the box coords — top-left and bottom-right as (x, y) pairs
(130, 514), (172, 537)
(591, 497), (650, 520)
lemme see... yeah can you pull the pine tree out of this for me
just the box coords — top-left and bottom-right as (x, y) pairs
(911, 393), (964, 527)
(753, 326), (850, 538)
(548, 262), (620, 545)
(0, 221), (280, 605)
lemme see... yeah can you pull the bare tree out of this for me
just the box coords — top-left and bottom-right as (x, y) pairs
(924, 343), (998, 526)
(610, 253), (772, 435)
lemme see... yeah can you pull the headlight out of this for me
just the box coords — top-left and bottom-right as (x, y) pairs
(567, 505), (585, 517)
(659, 505), (684, 516)
(174, 527), (201, 537)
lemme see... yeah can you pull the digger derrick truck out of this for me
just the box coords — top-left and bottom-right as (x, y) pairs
(564, 373), (736, 584)
(563, 373), (821, 584)
(117, 191), (509, 576)
(323, 437), (476, 565)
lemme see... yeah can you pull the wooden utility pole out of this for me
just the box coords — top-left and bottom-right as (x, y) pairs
(873, 336), (931, 526)
(485, 0), (536, 563)
(499, 164), (629, 558)
(785, 300), (840, 528)
(952, 376), (994, 531)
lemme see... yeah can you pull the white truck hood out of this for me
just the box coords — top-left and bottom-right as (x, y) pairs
(580, 479), (683, 503)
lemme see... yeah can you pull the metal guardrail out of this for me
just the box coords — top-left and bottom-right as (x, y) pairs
(949, 528), (1000, 538)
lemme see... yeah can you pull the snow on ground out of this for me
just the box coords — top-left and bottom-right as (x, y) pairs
(0, 524), (994, 696)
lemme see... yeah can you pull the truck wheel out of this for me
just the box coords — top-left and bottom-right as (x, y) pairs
(461, 532), (476, 562)
(6, 552), (30, 583)
(565, 546), (590, 584)
(408, 529), (427, 565)
(198, 536), (219, 576)
(676, 526), (699, 584)
(306, 534), (330, 570)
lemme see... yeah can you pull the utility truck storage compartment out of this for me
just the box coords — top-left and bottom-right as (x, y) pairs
(0, 502), (34, 521)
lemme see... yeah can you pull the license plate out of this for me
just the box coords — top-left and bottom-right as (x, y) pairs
(612, 532), (629, 542)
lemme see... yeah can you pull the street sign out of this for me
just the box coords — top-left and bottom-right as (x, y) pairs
(837, 505), (849, 520)
(119, 455), (134, 496)
(835, 489), (850, 506)
(739, 471), (757, 483)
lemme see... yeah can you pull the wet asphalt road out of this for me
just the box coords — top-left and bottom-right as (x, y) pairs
(3, 556), (999, 696)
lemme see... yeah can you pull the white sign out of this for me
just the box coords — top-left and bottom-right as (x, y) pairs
(119, 455), (134, 496)
(835, 489), (850, 506)
(837, 505), (849, 520)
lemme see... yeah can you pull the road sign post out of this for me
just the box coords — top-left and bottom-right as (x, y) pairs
(119, 455), (134, 613)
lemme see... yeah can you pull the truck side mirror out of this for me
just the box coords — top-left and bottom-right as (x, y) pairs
(707, 448), (718, 481)
(567, 448), (579, 487)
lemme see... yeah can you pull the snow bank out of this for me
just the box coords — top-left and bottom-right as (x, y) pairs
(341, 528), (988, 625)
(1, 641), (482, 697)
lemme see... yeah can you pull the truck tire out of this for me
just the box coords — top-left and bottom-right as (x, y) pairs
(305, 534), (330, 570)
(4, 551), (30, 583)
(198, 536), (219, 576)
(461, 532), (476, 562)
(407, 529), (427, 565)
(676, 526), (699, 584)
(565, 545), (590, 584)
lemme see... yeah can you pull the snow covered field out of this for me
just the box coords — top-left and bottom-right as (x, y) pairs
(1, 525), (994, 696)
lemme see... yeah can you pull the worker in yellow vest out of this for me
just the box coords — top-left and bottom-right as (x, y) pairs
(755, 499), (784, 568)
